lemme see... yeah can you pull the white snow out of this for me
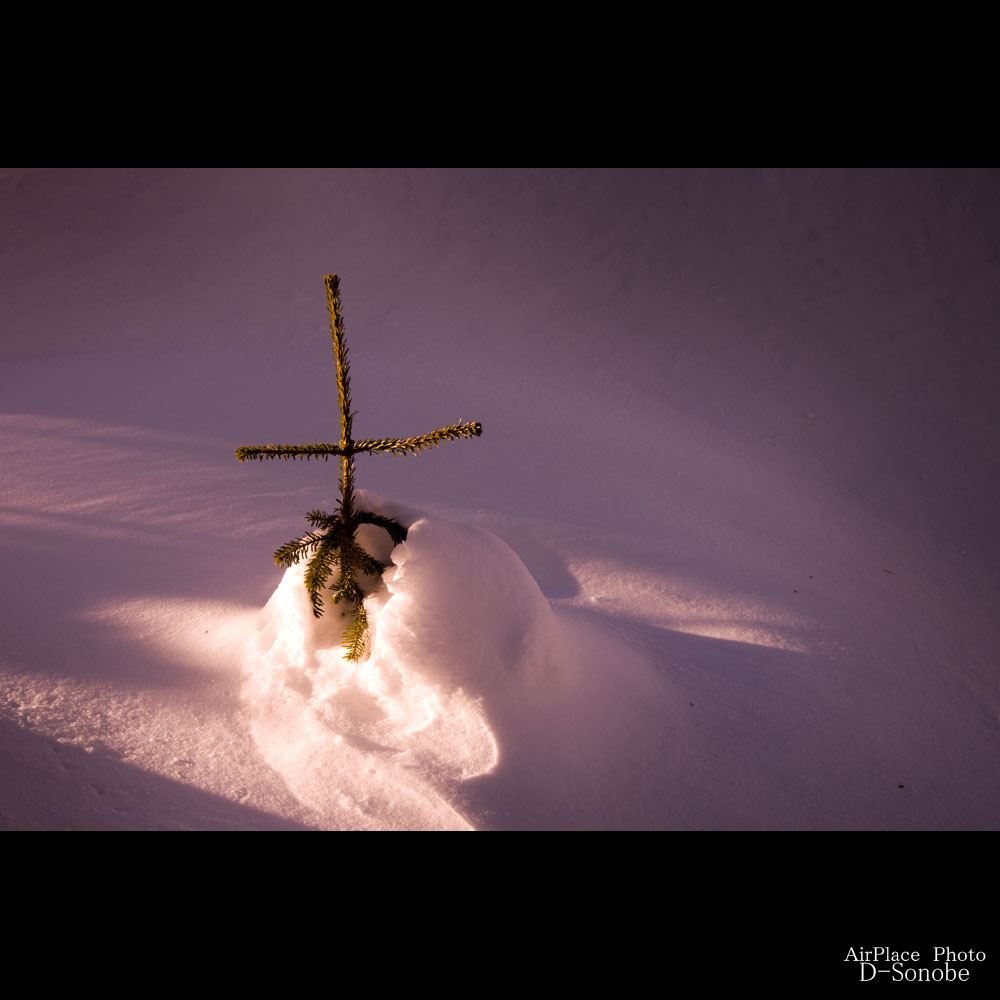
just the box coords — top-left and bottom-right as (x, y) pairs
(2, 167), (998, 830)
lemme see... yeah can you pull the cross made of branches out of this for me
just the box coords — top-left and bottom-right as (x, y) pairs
(237, 273), (481, 661)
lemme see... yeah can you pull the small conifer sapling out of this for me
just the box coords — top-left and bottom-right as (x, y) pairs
(237, 274), (481, 661)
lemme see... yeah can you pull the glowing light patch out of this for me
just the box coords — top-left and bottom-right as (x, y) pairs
(240, 549), (500, 831)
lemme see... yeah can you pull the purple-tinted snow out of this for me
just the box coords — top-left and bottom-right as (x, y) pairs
(1, 167), (998, 830)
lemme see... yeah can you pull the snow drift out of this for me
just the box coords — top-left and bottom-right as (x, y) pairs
(3, 168), (999, 831)
(240, 493), (678, 830)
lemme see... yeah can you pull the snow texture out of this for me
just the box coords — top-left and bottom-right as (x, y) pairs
(2, 167), (999, 830)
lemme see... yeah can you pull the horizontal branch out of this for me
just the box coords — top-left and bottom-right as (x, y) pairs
(236, 443), (349, 462)
(237, 420), (481, 462)
(352, 420), (483, 457)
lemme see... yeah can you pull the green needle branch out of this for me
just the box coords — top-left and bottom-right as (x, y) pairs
(237, 274), (482, 662)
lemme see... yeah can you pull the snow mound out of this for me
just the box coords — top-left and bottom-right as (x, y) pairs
(241, 505), (559, 830)
(241, 497), (682, 830)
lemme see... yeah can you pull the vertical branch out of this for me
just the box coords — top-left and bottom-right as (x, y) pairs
(325, 273), (356, 521)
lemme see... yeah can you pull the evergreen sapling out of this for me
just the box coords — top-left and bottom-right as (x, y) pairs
(237, 273), (482, 661)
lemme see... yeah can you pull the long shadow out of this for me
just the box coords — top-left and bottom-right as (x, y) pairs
(0, 719), (313, 831)
(459, 594), (1000, 830)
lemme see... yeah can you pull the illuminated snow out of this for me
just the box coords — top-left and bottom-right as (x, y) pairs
(2, 168), (999, 830)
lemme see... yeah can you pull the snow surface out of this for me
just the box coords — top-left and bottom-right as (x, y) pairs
(2, 167), (999, 830)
